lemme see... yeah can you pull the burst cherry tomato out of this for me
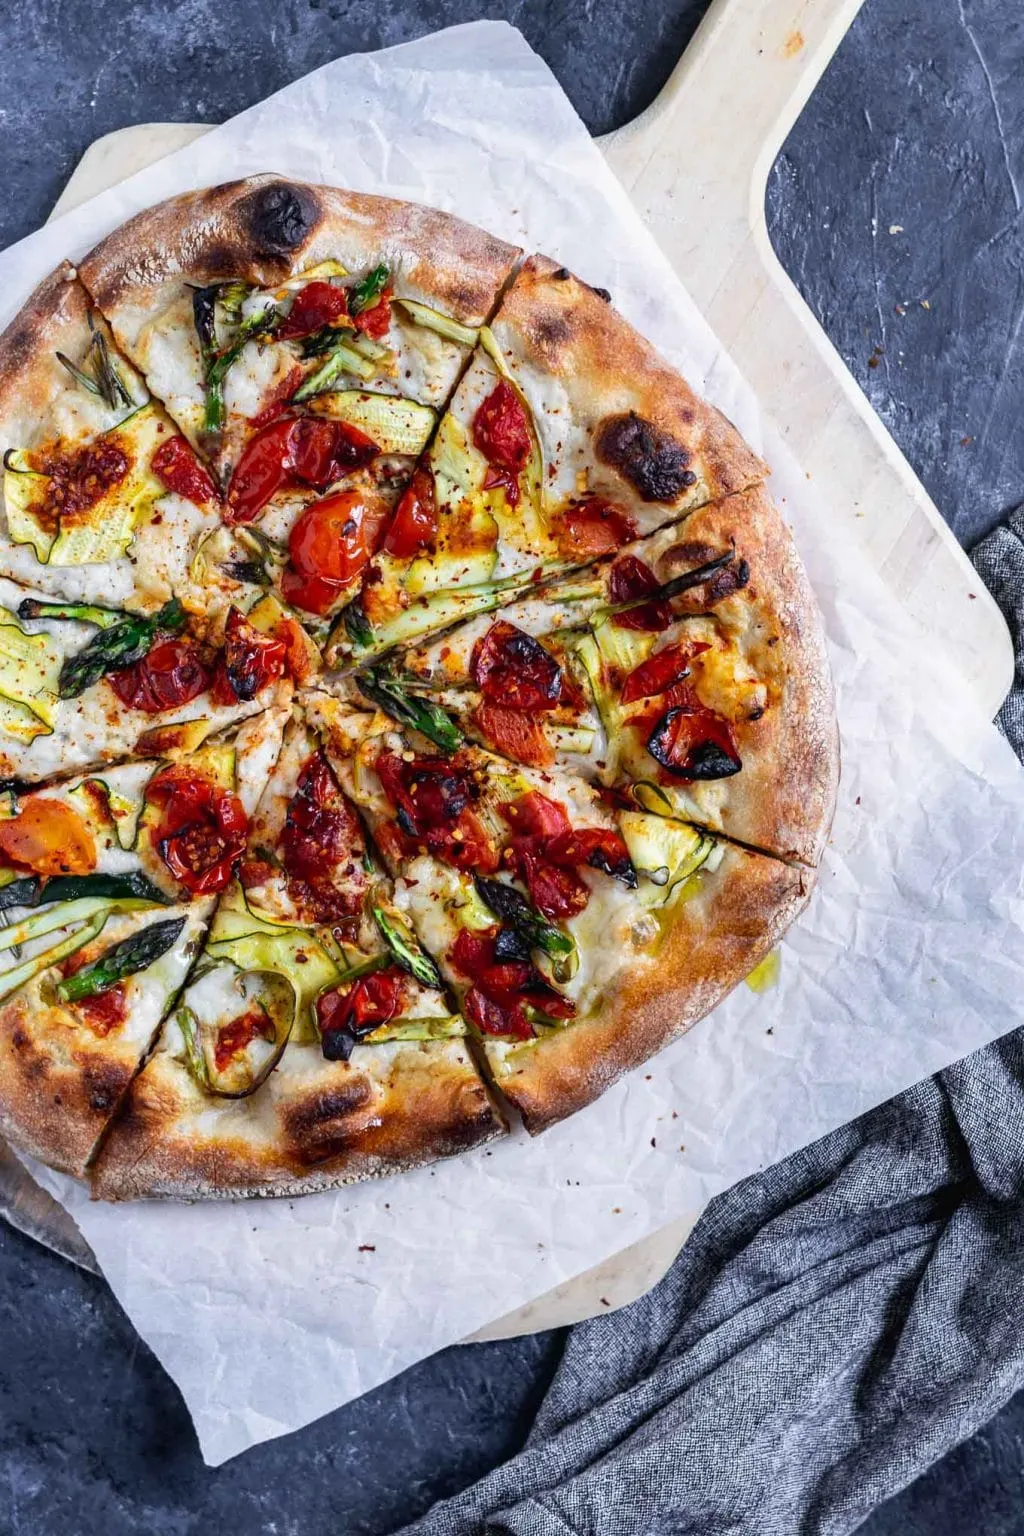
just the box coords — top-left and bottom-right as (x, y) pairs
(619, 640), (710, 705)
(147, 768), (249, 895)
(375, 752), (499, 874)
(513, 846), (590, 919)
(383, 467), (438, 559)
(317, 965), (406, 1059)
(210, 607), (288, 705)
(543, 828), (636, 886)
(151, 435), (219, 507)
(278, 281), (350, 340)
(225, 417), (379, 525)
(108, 638), (211, 714)
(646, 699), (742, 781)
(451, 927), (575, 1040)
(470, 621), (565, 711)
(279, 750), (365, 924)
(283, 488), (392, 614)
(498, 791), (572, 843)
(352, 289), (393, 339)
(609, 556), (672, 632)
(0, 798), (95, 877)
(555, 499), (637, 560)
(214, 1009), (275, 1071)
(471, 702), (554, 768)
(472, 380), (531, 506)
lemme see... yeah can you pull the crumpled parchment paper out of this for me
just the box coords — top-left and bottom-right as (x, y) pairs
(4, 20), (1024, 1466)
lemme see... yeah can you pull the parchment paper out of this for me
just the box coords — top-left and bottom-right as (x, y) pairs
(6, 22), (1024, 1465)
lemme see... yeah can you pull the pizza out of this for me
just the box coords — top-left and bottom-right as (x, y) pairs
(0, 176), (837, 1199)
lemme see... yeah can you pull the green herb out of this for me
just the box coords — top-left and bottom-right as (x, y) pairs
(51, 598), (186, 699)
(349, 264), (390, 315)
(474, 877), (577, 981)
(193, 284), (282, 433)
(55, 323), (134, 411)
(55, 916), (186, 1003)
(291, 341), (375, 401)
(372, 905), (443, 989)
(357, 666), (464, 753)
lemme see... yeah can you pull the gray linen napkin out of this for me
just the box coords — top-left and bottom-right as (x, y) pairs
(394, 521), (1024, 1536)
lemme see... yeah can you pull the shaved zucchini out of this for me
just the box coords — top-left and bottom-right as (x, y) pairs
(394, 298), (479, 349)
(543, 724), (596, 755)
(176, 970), (295, 1098)
(0, 911), (108, 1003)
(74, 761), (163, 850)
(312, 391), (436, 456)
(344, 572), (538, 658)
(404, 498), (498, 596)
(3, 452), (53, 561)
(362, 1014), (466, 1045)
(618, 811), (718, 904)
(284, 259), (348, 288)
(0, 607), (62, 740)
(592, 616), (654, 678)
(428, 413), (485, 505)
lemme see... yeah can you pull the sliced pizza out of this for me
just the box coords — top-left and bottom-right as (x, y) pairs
(363, 487), (837, 865)
(333, 254), (767, 662)
(0, 571), (313, 782)
(78, 176), (521, 482)
(306, 696), (810, 1131)
(0, 708), (284, 1174)
(91, 711), (505, 1198)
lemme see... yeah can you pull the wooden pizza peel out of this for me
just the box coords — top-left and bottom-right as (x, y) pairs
(1, 0), (1013, 1341)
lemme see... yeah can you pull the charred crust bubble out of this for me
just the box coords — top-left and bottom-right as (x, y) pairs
(589, 285), (612, 303)
(244, 181), (318, 256)
(595, 411), (698, 503)
(553, 267), (571, 281)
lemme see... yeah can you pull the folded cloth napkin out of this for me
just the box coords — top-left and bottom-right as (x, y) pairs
(394, 521), (1024, 1536)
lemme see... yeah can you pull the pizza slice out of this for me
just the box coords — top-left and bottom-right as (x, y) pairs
(78, 176), (521, 485)
(333, 255), (767, 662)
(306, 696), (810, 1131)
(0, 708), (284, 1174)
(342, 488), (837, 866)
(91, 711), (505, 1199)
(0, 570), (315, 782)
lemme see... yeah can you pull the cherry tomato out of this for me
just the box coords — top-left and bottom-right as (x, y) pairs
(498, 791), (572, 842)
(278, 280), (350, 340)
(147, 768), (248, 895)
(470, 621), (564, 712)
(384, 467), (438, 559)
(646, 702), (742, 782)
(279, 750), (365, 923)
(375, 752), (499, 874)
(609, 556), (672, 632)
(151, 435), (219, 507)
(555, 499), (637, 560)
(211, 607), (288, 705)
(214, 1009), (275, 1071)
(38, 441), (129, 529)
(544, 828), (636, 886)
(0, 798), (95, 877)
(225, 418), (378, 525)
(471, 701), (554, 768)
(352, 289), (392, 339)
(317, 965), (406, 1059)
(513, 845), (590, 920)
(619, 640), (710, 705)
(472, 381), (531, 506)
(108, 638), (211, 714)
(284, 488), (391, 613)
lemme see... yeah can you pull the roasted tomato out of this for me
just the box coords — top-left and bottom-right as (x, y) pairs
(609, 556), (672, 632)
(375, 751), (499, 874)
(646, 690), (742, 781)
(317, 964), (406, 1059)
(278, 280), (350, 340)
(470, 621), (565, 711)
(279, 750), (365, 924)
(555, 499), (638, 560)
(512, 845), (590, 920)
(498, 790), (572, 842)
(543, 828), (636, 886)
(147, 767), (249, 895)
(225, 417), (379, 525)
(383, 467), (438, 559)
(472, 380), (531, 506)
(471, 701), (554, 768)
(211, 607), (288, 705)
(0, 798), (95, 877)
(451, 927), (575, 1040)
(282, 487), (392, 614)
(108, 638), (212, 714)
(151, 435), (219, 507)
(37, 440), (129, 531)
(214, 1009), (275, 1071)
(620, 640), (710, 705)
(352, 288), (393, 339)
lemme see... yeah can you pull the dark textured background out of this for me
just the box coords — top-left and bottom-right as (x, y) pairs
(2, 0), (1024, 1530)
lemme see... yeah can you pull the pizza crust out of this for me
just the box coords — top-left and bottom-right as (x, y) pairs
(91, 1033), (506, 1199)
(486, 254), (768, 532)
(485, 844), (812, 1134)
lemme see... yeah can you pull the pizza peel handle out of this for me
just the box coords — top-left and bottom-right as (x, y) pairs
(600, 0), (1013, 717)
